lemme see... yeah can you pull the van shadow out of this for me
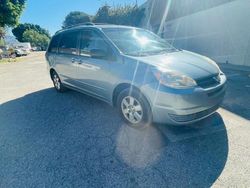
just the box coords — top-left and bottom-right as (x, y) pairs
(0, 88), (228, 187)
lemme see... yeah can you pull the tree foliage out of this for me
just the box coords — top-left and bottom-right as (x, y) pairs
(23, 29), (50, 50)
(0, 0), (26, 27)
(12, 23), (50, 42)
(93, 4), (145, 26)
(62, 11), (91, 28)
(93, 5), (110, 23)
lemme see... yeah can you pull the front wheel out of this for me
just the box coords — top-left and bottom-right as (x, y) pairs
(117, 88), (152, 128)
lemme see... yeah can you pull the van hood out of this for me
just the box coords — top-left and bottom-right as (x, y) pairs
(128, 50), (220, 80)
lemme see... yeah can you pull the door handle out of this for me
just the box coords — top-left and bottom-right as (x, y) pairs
(71, 58), (76, 63)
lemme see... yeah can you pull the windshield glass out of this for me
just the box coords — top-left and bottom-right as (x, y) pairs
(102, 28), (177, 56)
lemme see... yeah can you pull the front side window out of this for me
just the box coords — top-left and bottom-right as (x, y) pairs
(79, 30), (111, 59)
(103, 28), (177, 56)
(58, 31), (79, 55)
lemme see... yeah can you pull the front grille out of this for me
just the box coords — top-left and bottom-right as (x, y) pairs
(168, 105), (219, 123)
(196, 74), (220, 88)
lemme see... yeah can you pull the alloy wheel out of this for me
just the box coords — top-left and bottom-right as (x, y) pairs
(121, 96), (143, 124)
(53, 74), (61, 90)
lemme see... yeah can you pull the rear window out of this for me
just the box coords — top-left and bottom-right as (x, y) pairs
(48, 34), (60, 53)
(58, 31), (79, 55)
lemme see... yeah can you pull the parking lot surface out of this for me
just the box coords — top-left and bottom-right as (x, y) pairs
(0, 52), (250, 187)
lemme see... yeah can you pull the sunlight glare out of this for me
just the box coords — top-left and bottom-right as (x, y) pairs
(133, 29), (150, 46)
(116, 124), (164, 168)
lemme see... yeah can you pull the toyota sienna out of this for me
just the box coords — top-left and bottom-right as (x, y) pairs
(45, 23), (226, 127)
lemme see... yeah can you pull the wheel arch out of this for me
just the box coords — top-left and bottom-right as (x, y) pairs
(112, 83), (149, 107)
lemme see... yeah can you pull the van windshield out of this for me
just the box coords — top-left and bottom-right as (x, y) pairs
(102, 28), (177, 56)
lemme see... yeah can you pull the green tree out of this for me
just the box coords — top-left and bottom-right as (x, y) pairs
(93, 5), (110, 23)
(23, 29), (50, 50)
(0, 0), (26, 27)
(12, 23), (50, 42)
(93, 4), (145, 27)
(62, 11), (91, 28)
(38, 34), (50, 50)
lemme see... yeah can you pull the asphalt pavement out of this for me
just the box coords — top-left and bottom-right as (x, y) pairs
(0, 52), (250, 187)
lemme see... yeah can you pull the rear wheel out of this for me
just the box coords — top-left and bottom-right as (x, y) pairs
(117, 88), (152, 128)
(51, 71), (67, 92)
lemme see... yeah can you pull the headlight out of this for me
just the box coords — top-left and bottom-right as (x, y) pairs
(152, 68), (197, 89)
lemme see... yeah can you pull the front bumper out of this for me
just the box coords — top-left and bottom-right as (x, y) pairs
(141, 74), (226, 125)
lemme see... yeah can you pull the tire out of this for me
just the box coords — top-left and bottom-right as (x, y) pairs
(51, 71), (67, 92)
(15, 53), (21, 57)
(117, 88), (152, 128)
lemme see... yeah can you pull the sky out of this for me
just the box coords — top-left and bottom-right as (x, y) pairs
(20, 0), (146, 35)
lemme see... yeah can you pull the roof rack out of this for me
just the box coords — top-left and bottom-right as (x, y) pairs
(67, 22), (95, 28)
(55, 22), (112, 34)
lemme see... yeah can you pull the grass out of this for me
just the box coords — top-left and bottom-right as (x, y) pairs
(0, 55), (32, 64)
(0, 58), (20, 64)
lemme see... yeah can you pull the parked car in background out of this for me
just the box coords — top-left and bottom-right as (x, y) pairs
(14, 48), (28, 57)
(0, 45), (30, 58)
(20, 47), (30, 55)
(0, 46), (16, 58)
(46, 23), (226, 128)
(13, 43), (32, 52)
(31, 47), (42, 51)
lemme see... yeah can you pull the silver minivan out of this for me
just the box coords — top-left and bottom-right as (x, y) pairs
(46, 23), (226, 127)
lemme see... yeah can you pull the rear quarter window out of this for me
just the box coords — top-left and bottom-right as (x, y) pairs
(48, 34), (61, 53)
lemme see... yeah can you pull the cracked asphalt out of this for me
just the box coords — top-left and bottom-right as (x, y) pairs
(0, 52), (250, 187)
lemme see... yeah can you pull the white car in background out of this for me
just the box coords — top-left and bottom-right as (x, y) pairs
(15, 48), (28, 57)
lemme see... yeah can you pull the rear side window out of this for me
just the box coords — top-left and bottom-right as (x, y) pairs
(58, 31), (79, 55)
(48, 34), (60, 53)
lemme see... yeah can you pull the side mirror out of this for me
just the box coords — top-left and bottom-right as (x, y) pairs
(90, 49), (106, 59)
